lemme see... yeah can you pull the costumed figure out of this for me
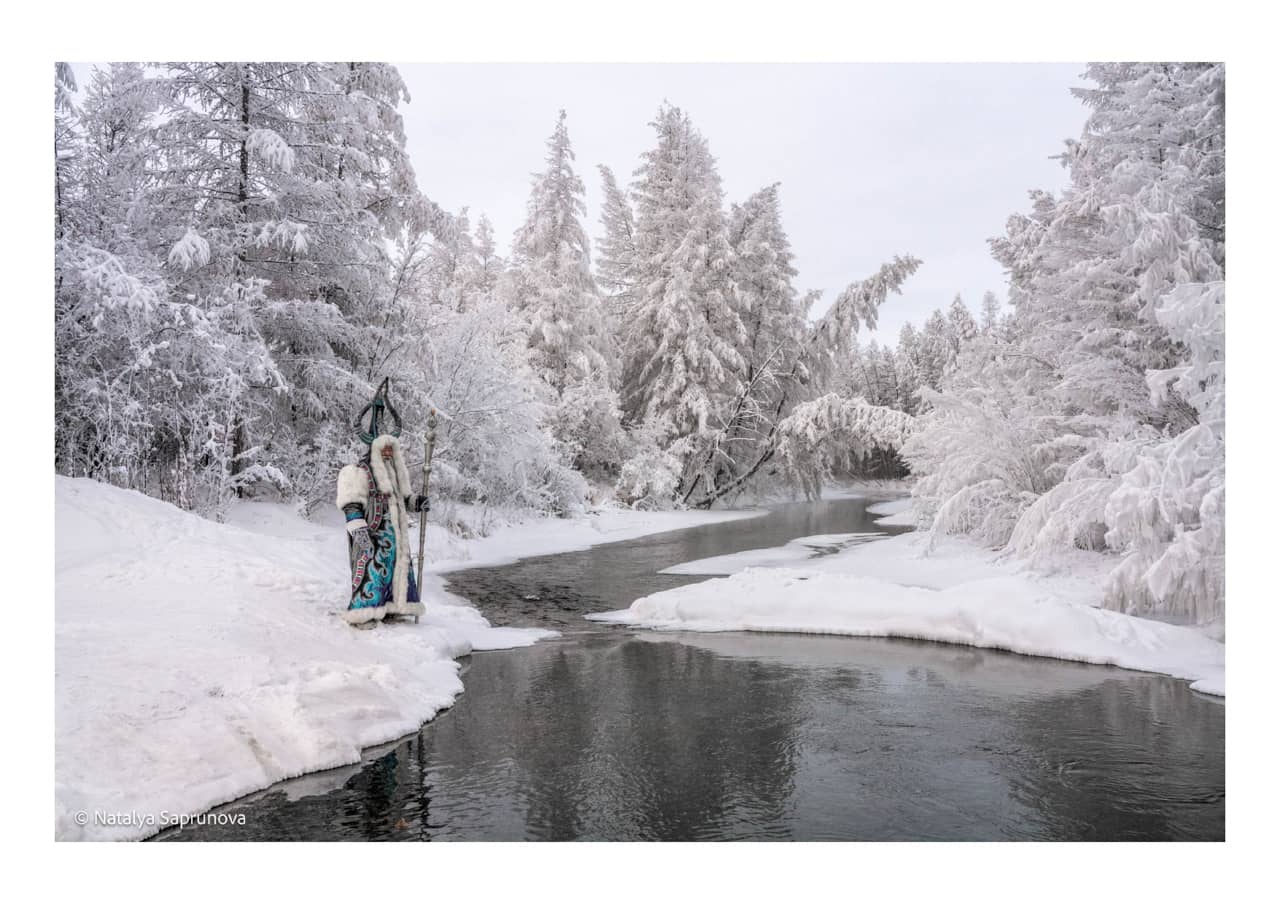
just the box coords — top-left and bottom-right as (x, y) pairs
(335, 378), (429, 626)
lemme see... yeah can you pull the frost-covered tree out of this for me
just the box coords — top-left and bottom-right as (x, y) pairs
(54, 63), (460, 515)
(595, 164), (639, 315)
(679, 183), (812, 498)
(684, 256), (921, 507)
(330, 217), (590, 521)
(946, 294), (978, 354)
(55, 64), (80, 240)
(55, 63), (289, 509)
(623, 104), (747, 441)
(979, 290), (1003, 335)
(422, 207), (481, 312)
(1100, 280), (1223, 621)
(506, 111), (622, 477)
(917, 308), (954, 392)
(730, 184), (807, 386)
(894, 322), (924, 414)
(472, 214), (504, 307)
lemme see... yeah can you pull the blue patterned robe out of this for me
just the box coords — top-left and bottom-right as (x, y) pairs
(336, 435), (423, 624)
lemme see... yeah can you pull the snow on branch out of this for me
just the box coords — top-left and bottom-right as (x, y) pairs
(774, 393), (915, 482)
(245, 127), (295, 173)
(167, 228), (210, 271)
(811, 255), (922, 355)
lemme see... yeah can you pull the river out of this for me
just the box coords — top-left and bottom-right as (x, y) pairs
(160, 496), (1224, 841)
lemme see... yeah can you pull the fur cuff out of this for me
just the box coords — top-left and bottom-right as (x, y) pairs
(342, 605), (386, 625)
(345, 518), (368, 534)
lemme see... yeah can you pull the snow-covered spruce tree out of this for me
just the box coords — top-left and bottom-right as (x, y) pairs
(472, 214), (505, 308)
(979, 290), (1003, 335)
(506, 111), (623, 479)
(595, 163), (640, 319)
(608, 105), (757, 507)
(622, 104), (748, 444)
(915, 308), (955, 393)
(894, 322), (924, 414)
(946, 295), (978, 355)
(422, 207), (481, 312)
(905, 63), (1226, 623)
(677, 183), (812, 503)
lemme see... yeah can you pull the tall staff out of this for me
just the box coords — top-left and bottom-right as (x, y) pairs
(415, 408), (438, 621)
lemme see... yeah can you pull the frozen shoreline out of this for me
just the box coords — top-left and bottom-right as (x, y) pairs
(592, 526), (1225, 697)
(54, 477), (757, 841)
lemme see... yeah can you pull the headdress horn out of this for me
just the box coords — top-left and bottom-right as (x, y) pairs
(355, 377), (403, 444)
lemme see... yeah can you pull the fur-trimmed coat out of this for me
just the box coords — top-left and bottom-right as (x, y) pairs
(336, 435), (422, 622)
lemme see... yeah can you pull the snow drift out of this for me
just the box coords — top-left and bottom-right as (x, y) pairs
(54, 476), (553, 840)
(55, 476), (757, 840)
(593, 530), (1224, 696)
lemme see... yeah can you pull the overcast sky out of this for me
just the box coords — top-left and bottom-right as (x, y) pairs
(395, 63), (1089, 340)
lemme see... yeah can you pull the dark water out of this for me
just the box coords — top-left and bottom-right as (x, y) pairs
(161, 497), (1225, 841)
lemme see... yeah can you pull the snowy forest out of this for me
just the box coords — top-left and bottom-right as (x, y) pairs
(53, 61), (1224, 625)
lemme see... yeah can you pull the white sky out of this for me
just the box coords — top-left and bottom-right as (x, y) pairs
(396, 62), (1089, 340)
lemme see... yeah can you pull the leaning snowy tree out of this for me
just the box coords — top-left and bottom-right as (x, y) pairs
(685, 254), (923, 508)
(594, 163), (640, 324)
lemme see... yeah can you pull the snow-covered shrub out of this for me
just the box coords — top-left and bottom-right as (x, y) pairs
(1005, 477), (1114, 559)
(55, 238), (283, 513)
(773, 393), (916, 498)
(389, 299), (590, 518)
(1100, 280), (1224, 622)
(543, 368), (626, 481)
(903, 387), (1065, 548)
(614, 418), (684, 509)
(1101, 427), (1223, 621)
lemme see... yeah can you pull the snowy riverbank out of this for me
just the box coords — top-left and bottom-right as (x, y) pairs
(592, 505), (1225, 697)
(54, 477), (758, 840)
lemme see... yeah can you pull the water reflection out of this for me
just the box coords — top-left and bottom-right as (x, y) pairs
(164, 633), (1223, 841)
(160, 497), (1223, 841)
